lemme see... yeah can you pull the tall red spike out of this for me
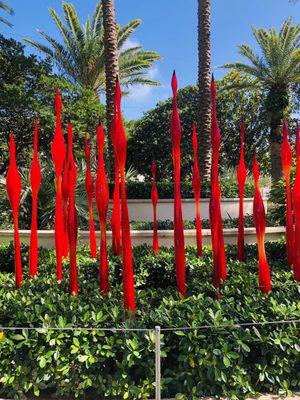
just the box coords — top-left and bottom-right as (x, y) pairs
(281, 120), (294, 268)
(293, 123), (300, 281)
(192, 123), (203, 257)
(6, 134), (23, 288)
(151, 161), (159, 253)
(110, 83), (122, 256)
(84, 137), (97, 259)
(29, 120), (42, 277)
(237, 119), (247, 261)
(95, 125), (110, 293)
(253, 155), (271, 293)
(61, 159), (69, 258)
(67, 123), (78, 295)
(51, 90), (66, 281)
(170, 71), (186, 298)
(209, 77), (227, 294)
(112, 78), (135, 311)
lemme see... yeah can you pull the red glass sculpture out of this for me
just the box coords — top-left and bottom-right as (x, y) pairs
(51, 91), (66, 281)
(170, 71), (186, 298)
(61, 159), (69, 258)
(209, 76), (227, 292)
(110, 97), (121, 256)
(281, 120), (294, 268)
(292, 123), (300, 281)
(29, 120), (42, 277)
(112, 78), (135, 311)
(95, 124), (110, 293)
(66, 123), (78, 295)
(253, 155), (271, 293)
(6, 134), (23, 288)
(191, 123), (203, 257)
(237, 120), (247, 261)
(84, 137), (97, 259)
(151, 161), (159, 253)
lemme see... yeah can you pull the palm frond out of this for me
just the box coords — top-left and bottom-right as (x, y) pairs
(117, 19), (141, 49)
(122, 77), (160, 87)
(23, 38), (55, 58)
(62, 3), (84, 48)
(0, 15), (12, 27)
(24, 1), (161, 92)
(223, 19), (300, 91)
(91, 1), (103, 37)
(0, 1), (13, 15)
(0, 1), (13, 27)
(48, 8), (77, 59)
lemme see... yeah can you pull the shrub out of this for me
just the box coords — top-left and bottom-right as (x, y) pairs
(130, 214), (280, 230)
(0, 242), (299, 399)
(117, 180), (256, 199)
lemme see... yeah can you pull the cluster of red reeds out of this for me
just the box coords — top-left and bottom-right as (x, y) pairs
(5, 72), (299, 310)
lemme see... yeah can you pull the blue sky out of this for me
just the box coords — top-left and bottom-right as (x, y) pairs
(1, 0), (299, 120)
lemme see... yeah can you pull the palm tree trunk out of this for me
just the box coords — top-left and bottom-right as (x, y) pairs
(102, 0), (119, 176)
(270, 118), (283, 183)
(197, 0), (212, 181)
(266, 87), (288, 183)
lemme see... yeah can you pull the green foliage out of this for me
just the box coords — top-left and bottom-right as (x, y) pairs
(0, 242), (299, 399)
(0, 34), (104, 173)
(223, 19), (300, 180)
(118, 178), (256, 199)
(130, 214), (280, 231)
(24, 2), (161, 92)
(127, 72), (271, 181)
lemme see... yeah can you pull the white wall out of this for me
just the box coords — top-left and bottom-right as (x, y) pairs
(119, 198), (268, 222)
(0, 226), (284, 249)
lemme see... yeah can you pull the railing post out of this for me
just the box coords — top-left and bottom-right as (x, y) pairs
(155, 325), (161, 400)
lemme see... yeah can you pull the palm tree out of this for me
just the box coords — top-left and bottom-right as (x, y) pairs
(223, 19), (300, 182)
(24, 2), (161, 94)
(102, 0), (119, 133)
(0, 1), (13, 27)
(197, 0), (211, 180)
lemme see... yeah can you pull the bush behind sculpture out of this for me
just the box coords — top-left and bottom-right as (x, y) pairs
(0, 242), (299, 399)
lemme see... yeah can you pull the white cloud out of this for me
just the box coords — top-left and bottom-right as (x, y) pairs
(120, 38), (162, 103)
(121, 38), (140, 51)
(126, 66), (160, 102)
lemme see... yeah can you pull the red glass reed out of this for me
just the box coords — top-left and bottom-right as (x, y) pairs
(61, 158), (69, 258)
(281, 120), (294, 268)
(237, 120), (247, 261)
(84, 137), (97, 259)
(151, 161), (159, 253)
(6, 134), (22, 288)
(29, 120), (42, 277)
(209, 77), (227, 292)
(253, 155), (271, 293)
(170, 71), (186, 298)
(51, 91), (66, 281)
(191, 123), (203, 257)
(110, 93), (121, 256)
(66, 123), (78, 295)
(293, 123), (300, 281)
(95, 124), (110, 293)
(112, 79), (135, 311)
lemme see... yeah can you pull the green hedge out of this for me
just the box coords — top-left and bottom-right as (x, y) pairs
(0, 242), (299, 399)
(109, 180), (255, 199)
(130, 214), (280, 230)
